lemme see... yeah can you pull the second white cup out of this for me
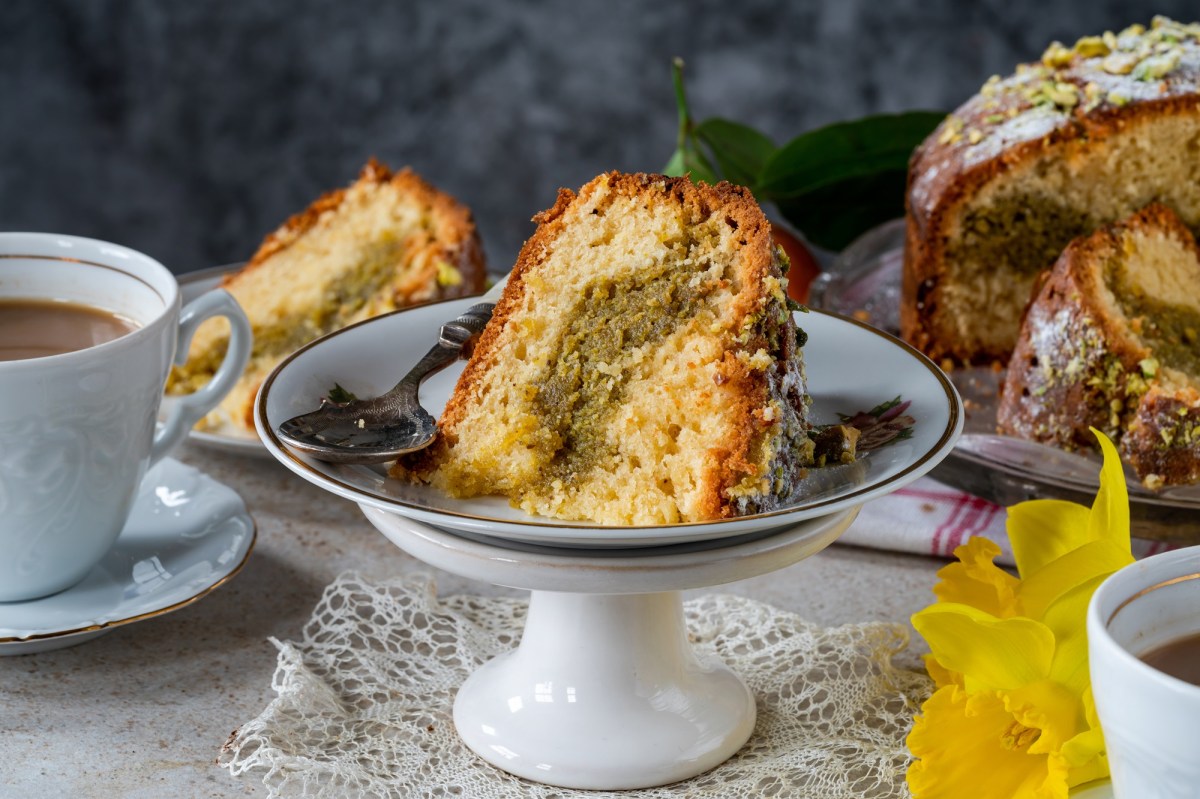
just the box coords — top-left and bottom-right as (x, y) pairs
(1088, 545), (1200, 798)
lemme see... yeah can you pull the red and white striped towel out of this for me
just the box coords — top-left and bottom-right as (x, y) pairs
(840, 477), (1176, 566)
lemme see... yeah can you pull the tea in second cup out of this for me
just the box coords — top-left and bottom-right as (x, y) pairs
(0, 232), (251, 602)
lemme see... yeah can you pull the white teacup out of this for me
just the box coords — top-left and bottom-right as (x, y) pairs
(0, 232), (250, 602)
(1088, 546), (1200, 798)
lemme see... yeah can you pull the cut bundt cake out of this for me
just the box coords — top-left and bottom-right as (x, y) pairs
(167, 159), (486, 432)
(396, 172), (826, 525)
(997, 204), (1200, 487)
(904, 17), (1200, 364)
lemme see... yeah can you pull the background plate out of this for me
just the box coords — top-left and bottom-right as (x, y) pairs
(256, 298), (963, 547)
(811, 219), (1200, 543)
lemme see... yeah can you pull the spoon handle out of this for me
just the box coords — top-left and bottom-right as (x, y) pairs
(396, 302), (495, 390)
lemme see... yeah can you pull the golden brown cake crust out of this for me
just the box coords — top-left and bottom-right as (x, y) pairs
(402, 172), (796, 521)
(903, 20), (1200, 363)
(232, 158), (485, 303)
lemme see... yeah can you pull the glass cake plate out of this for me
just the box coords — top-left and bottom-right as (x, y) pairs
(255, 296), (963, 549)
(810, 218), (1200, 543)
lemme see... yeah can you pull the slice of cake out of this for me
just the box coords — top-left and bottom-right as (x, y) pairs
(904, 17), (1200, 364)
(167, 159), (487, 432)
(397, 172), (822, 525)
(1123, 383), (1200, 487)
(997, 203), (1200, 486)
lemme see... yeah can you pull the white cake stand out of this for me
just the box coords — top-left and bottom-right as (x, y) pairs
(359, 504), (859, 791)
(254, 294), (963, 789)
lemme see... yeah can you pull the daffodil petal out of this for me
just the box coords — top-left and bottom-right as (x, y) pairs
(934, 537), (1021, 618)
(1008, 499), (1091, 579)
(1004, 680), (1084, 754)
(1068, 760), (1111, 791)
(1062, 684), (1109, 775)
(1042, 574), (1110, 693)
(1087, 429), (1131, 554)
(1062, 726), (1108, 772)
(913, 603), (1054, 691)
(908, 686), (1071, 799)
(1017, 539), (1133, 620)
(923, 653), (964, 690)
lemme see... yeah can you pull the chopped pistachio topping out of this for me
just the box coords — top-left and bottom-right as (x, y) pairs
(1102, 52), (1139, 74)
(435, 260), (463, 287)
(1074, 36), (1111, 58)
(1047, 81), (1080, 107)
(1132, 50), (1181, 81)
(965, 18), (1196, 136)
(1042, 41), (1074, 68)
(937, 115), (965, 145)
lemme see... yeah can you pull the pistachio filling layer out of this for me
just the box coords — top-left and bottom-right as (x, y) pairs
(170, 240), (404, 391)
(530, 267), (710, 487)
(253, 239), (404, 356)
(953, 193), (1092, 279)
(1109, 261), (1200, 375)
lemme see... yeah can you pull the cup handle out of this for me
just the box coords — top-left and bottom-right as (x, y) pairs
(151, 289), (252, 465)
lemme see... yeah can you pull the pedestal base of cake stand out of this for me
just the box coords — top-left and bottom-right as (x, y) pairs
(359, 505), (859, 791)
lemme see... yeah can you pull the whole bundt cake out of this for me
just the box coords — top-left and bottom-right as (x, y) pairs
(904, 17), (1200, 365)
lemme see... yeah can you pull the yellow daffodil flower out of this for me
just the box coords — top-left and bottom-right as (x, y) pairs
(907, 431), (1132, 798)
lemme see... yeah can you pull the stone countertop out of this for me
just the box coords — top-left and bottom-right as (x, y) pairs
(0, 442), (944, 798)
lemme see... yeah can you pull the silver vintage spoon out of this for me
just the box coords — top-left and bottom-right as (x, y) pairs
(277, 280), (506, 464)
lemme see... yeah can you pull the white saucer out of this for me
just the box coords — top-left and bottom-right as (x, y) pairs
(257, 299), (962, 548)
(0, 457), (255, 655)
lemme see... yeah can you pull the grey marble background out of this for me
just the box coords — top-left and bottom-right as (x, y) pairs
(0, 0), (1190, 273)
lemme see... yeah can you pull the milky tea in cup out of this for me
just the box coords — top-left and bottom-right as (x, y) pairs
(0, 233), (251, 602)
(1088, 546), (1200, 798)
(0, 298), (139, 362)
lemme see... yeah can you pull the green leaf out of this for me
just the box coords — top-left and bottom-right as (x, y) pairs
(774, 169), (909, 250)
(664, 57), (720, 186)
(756, 111), (943, 200)
(695, 118), (776, 188)
(681, 143), (719, 185)
(327, 383), (358, 404)
(663, 148), (687, 178)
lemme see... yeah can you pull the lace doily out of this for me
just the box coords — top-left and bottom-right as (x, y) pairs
(219, 573), (931, 798)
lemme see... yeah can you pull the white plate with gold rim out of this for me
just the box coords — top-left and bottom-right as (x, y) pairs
(256, 298), (964, 548)
(0, 458), (255, 655)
